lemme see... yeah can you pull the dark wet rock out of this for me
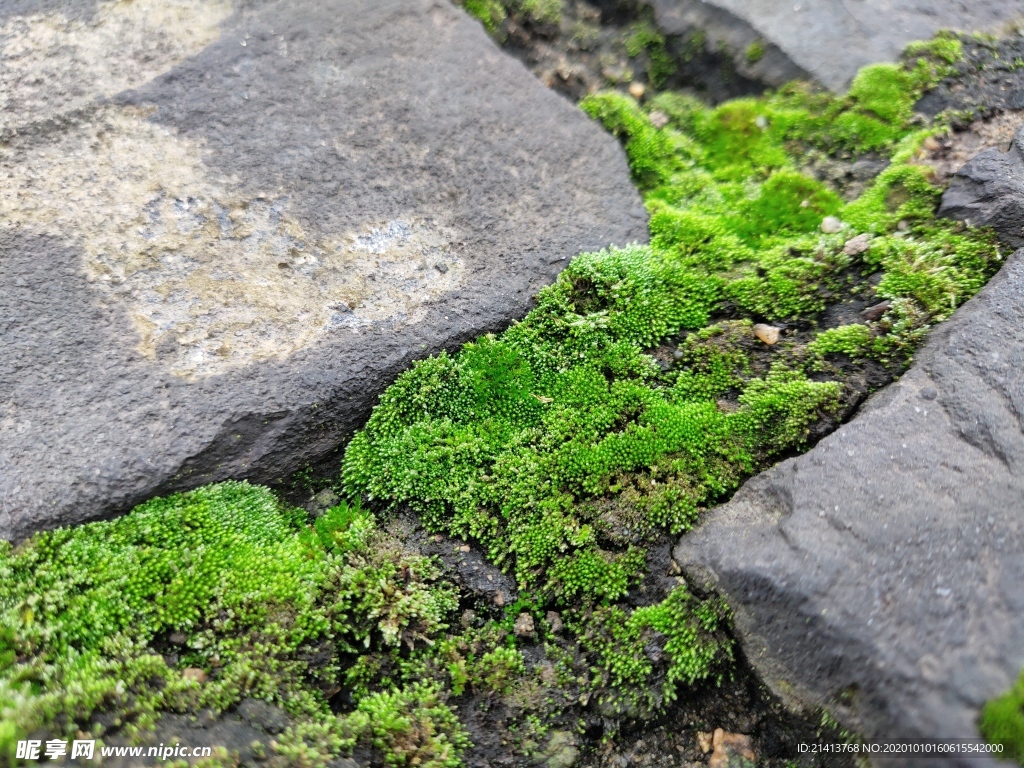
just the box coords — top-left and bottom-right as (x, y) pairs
(674, 250), (1024, 753)
(236, 698), (289, 736)
(940, 123), (1024, 249)
(0, 0), (646, 541)
(385, 512), (518, 611)
(650, 0), (1024, 92)
(96, 705), (288, 767)
(918, 35), (1024, 120)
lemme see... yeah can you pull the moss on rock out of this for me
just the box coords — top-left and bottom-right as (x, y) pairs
(0, 33), (1006, 767)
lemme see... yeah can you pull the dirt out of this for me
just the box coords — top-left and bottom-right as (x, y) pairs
(495, 0), (764, 104)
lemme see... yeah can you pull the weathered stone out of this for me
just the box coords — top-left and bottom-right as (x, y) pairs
(182, 667), (207, 683)
(514, 612), (535, 638)
(843, 233), (871, 257)
(542, 730), (579, 768)
(709, 729), (755, 768)
(650, 0), (1024, 92)
(545, 610), (564, 633)
(752, 323), (780, 346)
(675, 250), (1024, 748)
(0, 0), (646, 540)
(820, 215), (843, 234)
(939, 123), (1024, 249)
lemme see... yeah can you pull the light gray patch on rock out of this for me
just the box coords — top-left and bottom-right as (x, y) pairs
(651, 0), (1024, 92)
(674, 251), (1024, 752)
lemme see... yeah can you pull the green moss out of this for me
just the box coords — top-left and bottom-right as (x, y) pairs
(520, 0), (561, 24)
(745, 40), (765, 64)
(981, 670), (1024, 764)
(625, 20), (676, 86)
(808, 324), (873, 359)
(458, 0), (506, 34)
(0, 484), (466, 766)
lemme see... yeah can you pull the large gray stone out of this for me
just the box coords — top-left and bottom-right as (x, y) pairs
(651, 0), (1024, 92)
(0, 0), (647, 540)
(674, 246), (1024, 757)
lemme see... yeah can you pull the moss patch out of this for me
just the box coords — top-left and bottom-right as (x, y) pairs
(981, 670), (1024, 764)
(0, 34), (1006, 768)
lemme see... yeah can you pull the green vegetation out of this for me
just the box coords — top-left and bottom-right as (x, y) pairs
(981, 670), (1024, 764)
(745, 40), (765, 65)
(626, 20), (676, 86)
(0, 33), (1005, 767)
(0, 484), (468, 766)
(455, 0), (561, 35)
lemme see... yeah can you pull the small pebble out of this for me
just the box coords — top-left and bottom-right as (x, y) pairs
(628, 81), (646, 99)
(673, 348), (684, 361)
(897, 219), (910, 231)
(860, 300), (891, 321)
(514, 612), (535, 637)
(458, 544), (471, 552)
(697, 732), (713, 754)
(922, 135), (941, 152)
(182, 667), (207, 683)
(843, 233), (871, 256)
(493, 591), (505, 607)
(461, 609), (476, 628)
(710, 729), (755, 768)
(821, 216), (843, 234)
(754, 114), (768, 131)
(169, 631), (187, 645)
(753, 323), (781, 345)
(546, 610), (564, 633)
(649, 110), (669, 128)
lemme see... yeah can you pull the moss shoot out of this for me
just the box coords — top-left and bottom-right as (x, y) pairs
(0, 33), (1006, 767)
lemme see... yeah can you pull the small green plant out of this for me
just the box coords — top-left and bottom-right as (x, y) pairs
(745, 40), (765, 64)
(981, 670), (1024, 763)
(625, 20), (676, 86)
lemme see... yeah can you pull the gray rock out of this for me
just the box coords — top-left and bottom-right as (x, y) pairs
(940, 124), (1024, 249)
(674, 250), (1024, 755)
(0, 0), (646, 540)
(236, 698), (289, 735)
(650, 0), (1024, 92)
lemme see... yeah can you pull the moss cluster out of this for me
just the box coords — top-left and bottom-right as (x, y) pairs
(0, 34), (1006, 767)
(454, 0), (561, 36)
(0, 484), (468, 766)
(981, 670), (1024, 763)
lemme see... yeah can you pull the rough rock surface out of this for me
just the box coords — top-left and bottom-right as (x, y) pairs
(674, 244), (1024, 754)
(0, 0), (647, 540)
(939, 123), (1024, 249)
(650, 0), (1024, 92)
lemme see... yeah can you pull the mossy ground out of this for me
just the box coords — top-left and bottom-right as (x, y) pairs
(0, 27), (1007, 768)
